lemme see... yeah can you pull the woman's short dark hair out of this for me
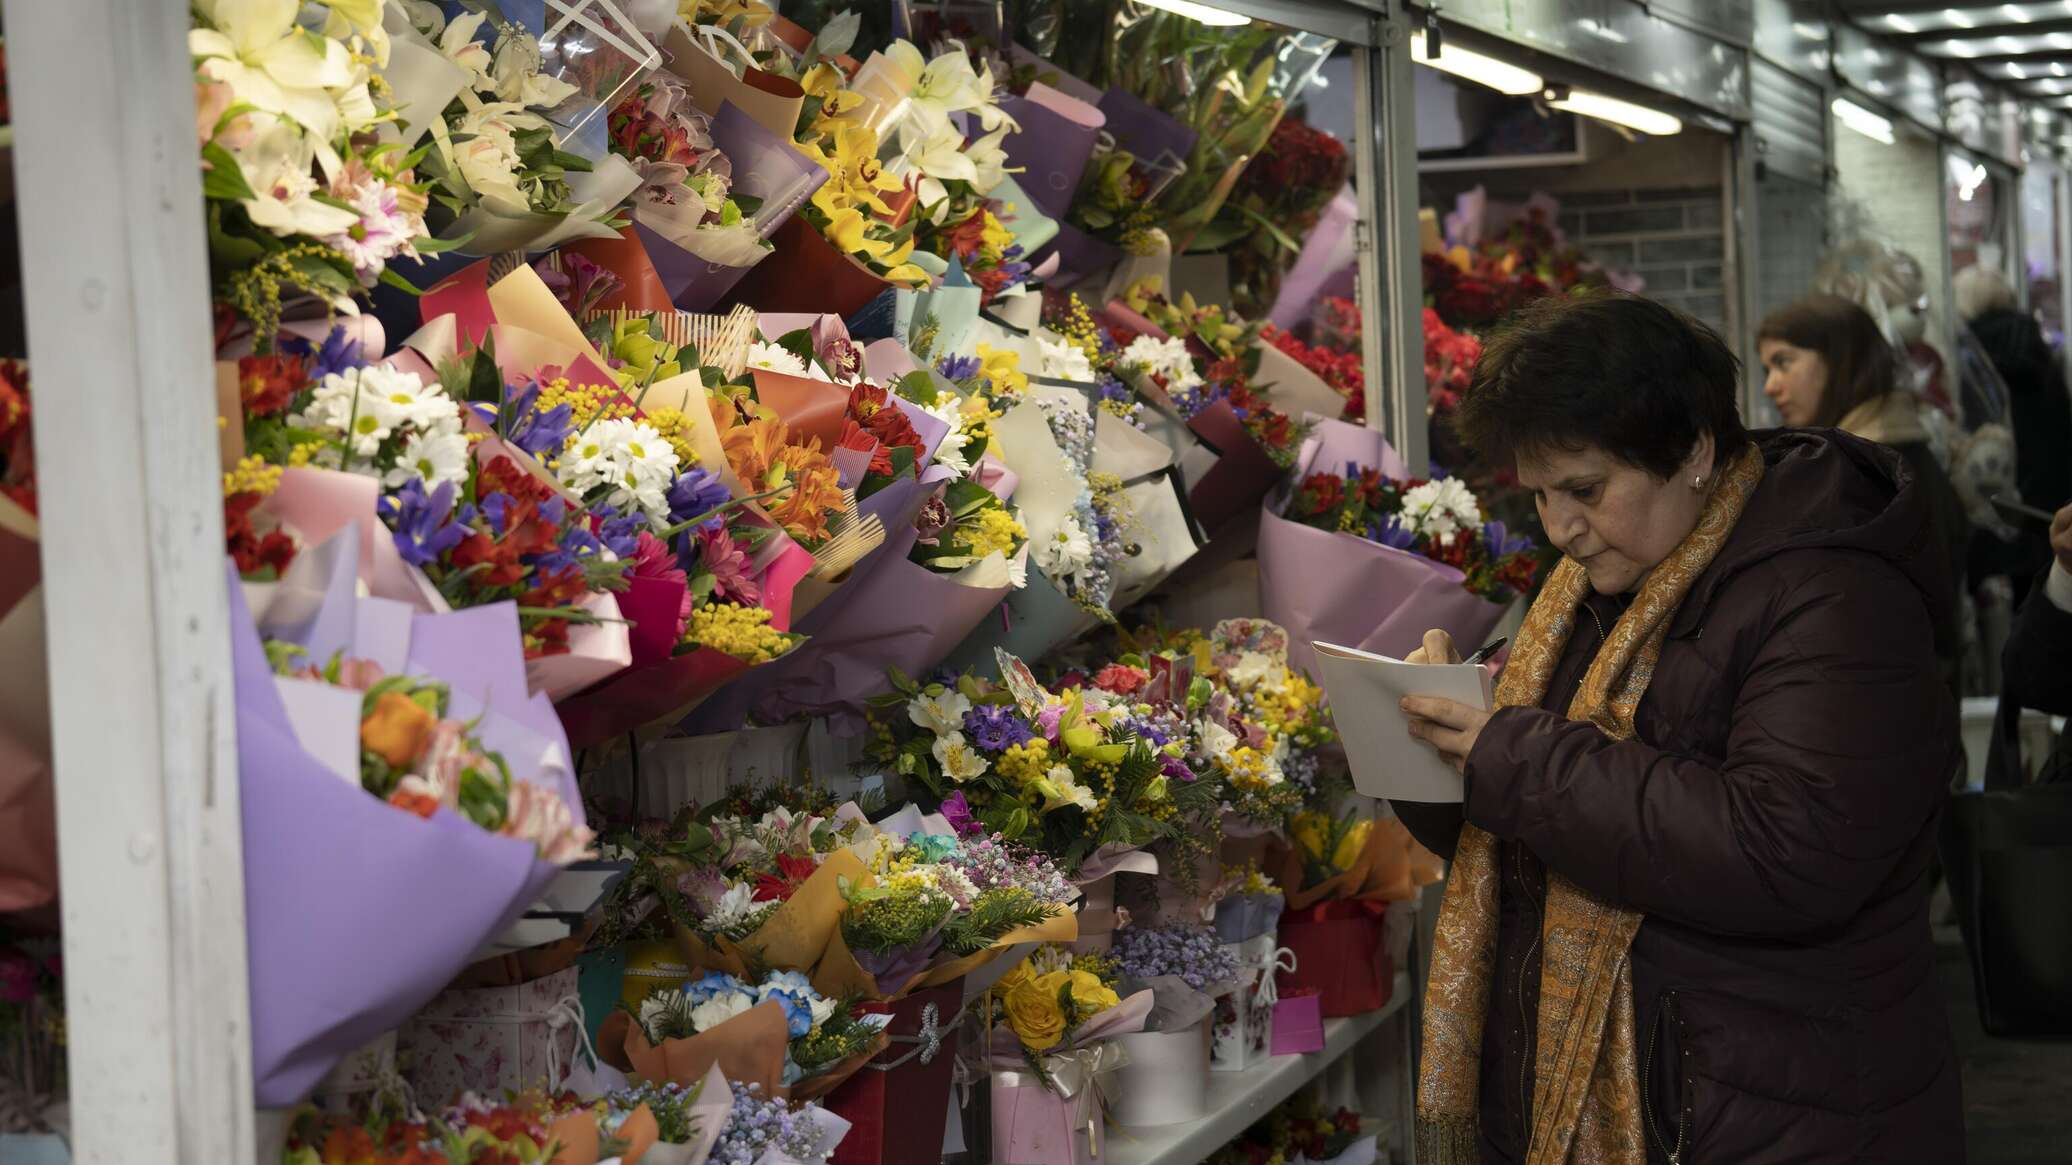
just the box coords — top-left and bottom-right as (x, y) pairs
(1452, 291), (1750, 479)
(1755, 294), (1897, 428)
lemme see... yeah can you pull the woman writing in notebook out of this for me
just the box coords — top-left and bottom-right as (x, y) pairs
(1391, 293), (1961, 1164)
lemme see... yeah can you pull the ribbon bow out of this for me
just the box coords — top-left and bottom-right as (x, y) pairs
(543, 995), (598, 1094)
(1254, 947), (1297, 1010)
(867, 1000), (946, 1071)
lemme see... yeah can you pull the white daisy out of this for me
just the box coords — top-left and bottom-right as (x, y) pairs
(385, 427), (473, 491)
(1035, 514), (1095, 579)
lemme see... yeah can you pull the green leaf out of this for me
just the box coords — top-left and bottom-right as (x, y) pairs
(200, 144), (257, 202)
(776, 328), (817, 370)
(378, 266), (425, 295)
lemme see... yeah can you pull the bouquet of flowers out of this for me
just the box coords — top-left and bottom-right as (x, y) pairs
(611, 75), (774, 273)
(709, 1079), (850, 1165)
(1039, 292), (1144, 429)
(865, 650), (1218, 877)
(1205, 1094), (1375, 1165)
(989, 944), (1128, 1060)
(626, 970), (890, 1092)
(1211, 861), (1285, 946)
(1113, 924), (1240, 994)
(1220, 117), (1350, 317)
(1258, 418), (1531, 678)
(1421, 307), (1483, 417)
(814, 831), (1075, 998)
(985, 943), (1151, 1162)
(193, 0), (443, 345)
(283, 1100), (567, 1165)
(1286, 469), (1538, 604)
(1260, 323), (1363, 422)
(269, 644), (594, 861)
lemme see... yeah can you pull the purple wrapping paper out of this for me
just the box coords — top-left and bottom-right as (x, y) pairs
(1256, 419), (1500, 680)
(232, 551), (585, 1104)
(683, 521), (1014, 732)
(1267, 187), (1358, 331)
(1096, 88), (1197, 173)
(998, 84), (1107, 220)
(1035, 221), (1123, 290)
(657, 100), (829, 311)
(632, 220), (752, 314)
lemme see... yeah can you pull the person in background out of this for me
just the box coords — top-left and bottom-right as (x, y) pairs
(1988, 502), (2072, 787)
(1758, 294), (1970, 683)
(1392, 292), (1961, 1164)
(1955, 265), (2071, 605)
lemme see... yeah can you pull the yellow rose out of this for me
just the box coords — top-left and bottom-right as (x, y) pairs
(1333, 819), (1372, 872)
(996, 963), (1034, 993)
(1004, 977), (1066, 1051)
(1065, 970), (1119, 1016)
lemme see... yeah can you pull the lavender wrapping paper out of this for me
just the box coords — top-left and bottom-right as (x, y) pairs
(1255, 420), (1502, 681)
(684, 521), (1013, 732)
(1036, 221), (1123, 290)
(232, 555), (585, 1104)
(1267, 187), (1358, 331)
(660, 99), (828, 311)
(1096, 88), (1197, 172)
(997, 84), (1106, 220)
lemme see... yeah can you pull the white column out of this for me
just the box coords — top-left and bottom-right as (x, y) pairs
(4, 0), (256, 1160)
(1355, 4), (1429, 472)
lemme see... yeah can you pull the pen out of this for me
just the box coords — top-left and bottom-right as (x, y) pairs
(1464, 637), (1507, 667)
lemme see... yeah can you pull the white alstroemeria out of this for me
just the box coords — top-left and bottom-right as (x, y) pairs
(688, 990), (756, 1033)
(1228, 650), (1285, 691)
(1198, 719), (1240, 763)
(1042, 764), (1099, 812)
(1035, 514), (1095, 580)
(491, 29), (580, 109)
(909, 689), (974, 736)
(1038, 335), (1097, 383)
(932, 732), (991, 782)
(450, 103), (542, 213)
(191, 0), (359, 145)
(437, 10), (495, 89)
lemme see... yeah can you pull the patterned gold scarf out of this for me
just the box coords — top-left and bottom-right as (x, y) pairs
(1415, 446), (1765, 1164)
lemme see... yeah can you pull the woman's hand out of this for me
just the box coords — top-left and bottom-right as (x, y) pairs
(1402, 695), (1493, 773)
(1402, 629), (1490, 773)
(2052, 502), (2072, 575)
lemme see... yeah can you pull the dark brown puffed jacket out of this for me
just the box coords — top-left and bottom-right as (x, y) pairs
(1394, 429), (1964, 1164)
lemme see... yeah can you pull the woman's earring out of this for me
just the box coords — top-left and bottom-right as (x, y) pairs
(1691, 474), (1704, 491)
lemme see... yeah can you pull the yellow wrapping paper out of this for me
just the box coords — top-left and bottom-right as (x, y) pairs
(673, 849), (868, 975)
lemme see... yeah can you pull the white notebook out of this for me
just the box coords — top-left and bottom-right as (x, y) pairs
(1311, 641), (1494, 803)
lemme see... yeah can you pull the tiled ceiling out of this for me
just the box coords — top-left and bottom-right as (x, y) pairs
(1834, 1), (2072, 109)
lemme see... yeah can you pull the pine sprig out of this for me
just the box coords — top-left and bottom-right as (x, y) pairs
(942, 889), (1060, 956)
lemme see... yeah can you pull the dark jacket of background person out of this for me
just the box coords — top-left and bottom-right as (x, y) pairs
(1394, 431), (1962, 1164)
(1967, 306), (2072, 512)
(1987, 566), (2072, 788)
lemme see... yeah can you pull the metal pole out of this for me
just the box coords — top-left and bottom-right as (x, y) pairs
(5, 0), (257, 1159)
(1353, 2), (1428, 473)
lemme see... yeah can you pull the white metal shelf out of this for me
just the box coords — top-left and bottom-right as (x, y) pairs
(1104, 971), (1411, 1165)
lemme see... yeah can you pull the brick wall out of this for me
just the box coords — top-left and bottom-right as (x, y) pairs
(1553, 186), (1728, 334)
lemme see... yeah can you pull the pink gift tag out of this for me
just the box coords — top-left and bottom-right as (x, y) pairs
(1271, 991), (1325, 1055)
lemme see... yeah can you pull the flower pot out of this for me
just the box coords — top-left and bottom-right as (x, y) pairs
(1109, 1020), (1211, 1126)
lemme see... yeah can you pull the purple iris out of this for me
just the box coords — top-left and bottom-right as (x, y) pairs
(281, 325), (363, 380)
(1368, 514), (1418, 551)
(380, 478), (472, 567)
(506, 379), (575, 457)
(593, 504), (644, 559)
(1095, 376), (1133, 407)
(1483, 519), (1535, 558)
(667, 467), (731, 528)
(480, 491), (514, 537)
(962, 705), (1034, 751)
(937, 354), (981, 382)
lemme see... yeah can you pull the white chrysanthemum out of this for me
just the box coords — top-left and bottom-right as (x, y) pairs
(919, 397), (973, 474)
(1401, 477), (1483, 545)
(910, 689), (973, 736)
(932, 731), (990, 782)
(556, 418), (681, 524)
(1120, 335), (1197, 385)
(385, 427), (473, 491)
(1035, 514), (1096, 579)
(747, 339), (822, 380)
(1038, 335), (1097, 383)
(1005, 547), (1029, 589)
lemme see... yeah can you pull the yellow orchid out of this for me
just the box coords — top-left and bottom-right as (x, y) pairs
(821, 204), (895, 259)
(975, 343), (1029, 398)
(884, 262), (932, 288)
(802, 63), (847, 100)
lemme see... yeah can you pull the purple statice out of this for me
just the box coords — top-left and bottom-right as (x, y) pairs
(963, 704), (1034, 751)
(936, 353), (982, 383)
(710, 1081), (826, 1165)
(606, 1080), (703, 1144)
(1367, 514), (1418, 551)
(280, 325), (363, 380)
(1282, 748), (1321, 794)
(947, 834), (1072, 905)
(379, 478), (473, 566)
(1483, 519), (1535, 559)
(668, 466), (731, 528)
(1113, 924), (1241, 992)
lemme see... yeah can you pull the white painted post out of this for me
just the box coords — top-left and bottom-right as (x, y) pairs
(1354, 4), (1430, 472)
(4, 0), (257, 1160)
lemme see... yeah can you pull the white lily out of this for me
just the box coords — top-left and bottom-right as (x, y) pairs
(892, 117), (978, 211)
(491, 30), (579, 109)
(235, 119), (363, 238)
(969, 61), (1019, 134)
(320, 0), (390, 68)
(964, 125), (1015, 195)
(191, 0), (359, 146)
(437, 10), (495, 90)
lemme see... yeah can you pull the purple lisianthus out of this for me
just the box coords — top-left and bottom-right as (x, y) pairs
(379, 478), (472, 567)
(941, 790), (982, 836)
(668, 466), (732, 528)
(962, 704), (1034, 751)
(1368, 514), (1418, 551)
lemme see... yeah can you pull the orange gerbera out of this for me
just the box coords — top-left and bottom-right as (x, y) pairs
(722, 416), (845, 543)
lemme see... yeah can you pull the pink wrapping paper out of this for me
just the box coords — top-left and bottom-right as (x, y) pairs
(266, 468), (443, 609)
(991, 1074), (1104, 1165)
(1270, 992), (1324, 1055)
(526, 591), (635, 701)
(398, 965), (582, 1104)
(1256, 418), (1502, 679)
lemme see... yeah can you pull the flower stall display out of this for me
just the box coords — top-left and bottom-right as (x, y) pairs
(1266, 809), (1439, 1019)
(1205, 1094), (1380, 1165)
(1220, 117), (1350, 319)
(600, 969), (890, 1103)
(1106, 924), (1237, 1127)
(1257, 415), (1537, 680)
(1208, 864), (1287, 1072)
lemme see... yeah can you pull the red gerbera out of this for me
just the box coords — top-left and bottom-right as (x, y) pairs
(237, 351), (308, 417)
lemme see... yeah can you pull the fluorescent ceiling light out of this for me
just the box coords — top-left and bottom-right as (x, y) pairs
(1945, 7), (1975, 26)
(2054, 60), (2068, 73)
(1834, 96), (1897, 144)
(1408, 30), (1543, 95)
(1792, 21), (1825, 39)
(2005, 3), (2031, 20)
(1548, 89), (1681, 135)
(1947, 38), (1980, 54)
(2010, 62), (2030, 77)
(1579, 18), (1630, 44)
(1887, 13), (1920, 32)
(1950, 156), (1989, 201)
(1136, 0), (1250, 25)
(1999, 35), (2024, 49)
